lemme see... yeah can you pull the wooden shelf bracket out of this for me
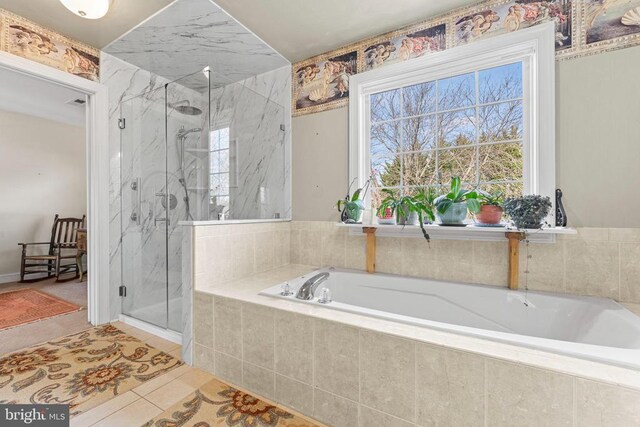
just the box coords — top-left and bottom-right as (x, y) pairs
(506, 231), (526, 290)
(363, 227), (377, 273)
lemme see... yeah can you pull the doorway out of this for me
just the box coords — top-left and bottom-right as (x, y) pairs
(0, 51), (111, 334)
(0, 65), (91, 352)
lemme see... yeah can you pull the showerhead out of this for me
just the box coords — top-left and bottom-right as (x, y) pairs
(169, 100), (202, 116)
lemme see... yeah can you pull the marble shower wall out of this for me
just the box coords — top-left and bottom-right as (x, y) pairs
(103, 0), (289, 86)
(210, 66), (291, 219)
(102, 52), (209, 326)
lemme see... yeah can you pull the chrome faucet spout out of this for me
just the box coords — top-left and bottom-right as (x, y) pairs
(296, 272), (330, 300)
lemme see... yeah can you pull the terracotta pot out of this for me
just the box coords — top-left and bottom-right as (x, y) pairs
(476, 205), (503, 224)
(377, 207), (396, 225)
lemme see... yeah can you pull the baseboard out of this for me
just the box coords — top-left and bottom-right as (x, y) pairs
(118, 314), (182, 344)
(0, 272), (49, 284)
(0, 272), (20, 284)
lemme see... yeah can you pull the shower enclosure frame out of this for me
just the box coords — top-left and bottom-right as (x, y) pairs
(0, 51), (111, 325)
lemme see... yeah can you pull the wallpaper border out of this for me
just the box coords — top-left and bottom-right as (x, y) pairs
(293, 0), (640, 116)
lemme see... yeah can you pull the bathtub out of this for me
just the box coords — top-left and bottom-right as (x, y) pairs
(260, 268), (640, 369)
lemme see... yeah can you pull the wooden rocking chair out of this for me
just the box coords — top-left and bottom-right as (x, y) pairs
(19, 214), (86, 282)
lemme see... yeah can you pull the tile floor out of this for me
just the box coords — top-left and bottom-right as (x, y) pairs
(0, 277), (91, 354)
(70, 322), (322, 427)
(70, 321), (186, 427)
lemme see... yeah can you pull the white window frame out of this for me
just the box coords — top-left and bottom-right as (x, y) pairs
(349, 22), (556, 223)
(209, 126), (232, 204)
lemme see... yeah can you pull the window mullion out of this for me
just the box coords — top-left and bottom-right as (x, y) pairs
(399, 88), (404, 194)
(435, 80), (439, 185)
(475, 70), (480, 187)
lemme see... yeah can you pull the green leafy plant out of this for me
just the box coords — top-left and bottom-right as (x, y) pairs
(503, 195), (552, 229)
(434, 177), (480, 214)
(336, 179), (369, 223)
(477, 190), (504, 207)
(414, 186), (437, 223)
(377, 190), (432, 241)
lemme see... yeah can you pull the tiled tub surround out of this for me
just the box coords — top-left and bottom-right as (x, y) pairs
(192, 266), (640, 427)
(289, 222), (640, 309)
(186, 221), (640, 425)
(259, 268), (640, 368)
(182, 220), (292, 362)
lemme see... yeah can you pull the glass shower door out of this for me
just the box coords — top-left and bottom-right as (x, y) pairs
(119, 88), (170, 329)
(119, 69), (209, 333)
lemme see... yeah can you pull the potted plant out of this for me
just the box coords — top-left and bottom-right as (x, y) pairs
(376, 205), (396, 224)
(377, 191), (416, 225)
(503, 195), (552, 229)
(434, 177), (480, 225)
(414, 186), (438, 224)
(476, 190), (504, 225)
(377, 190), (432, 241)
(336, 179), (370, 223)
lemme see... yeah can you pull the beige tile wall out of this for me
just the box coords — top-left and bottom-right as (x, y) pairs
(193, 292), (640, 426)
(193, 221), (640, 304)
(291, 221), (640, 304)
(193, 222), (291, 288)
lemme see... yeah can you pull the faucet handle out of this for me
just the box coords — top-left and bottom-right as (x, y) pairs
(318, 288), (332, 304)
(280, 282), (293, 296)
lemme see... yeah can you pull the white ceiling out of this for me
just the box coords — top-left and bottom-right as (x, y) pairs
(0, 0), (174, 48)
(0, 67), (86, 127)
(214, 0), (482, 61)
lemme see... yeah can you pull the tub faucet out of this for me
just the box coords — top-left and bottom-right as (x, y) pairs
(296, 272), (330, 300)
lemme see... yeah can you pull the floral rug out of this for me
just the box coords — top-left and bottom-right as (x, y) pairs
(0, 288), (82, 330)
(0, 324), (182, 416)
(143, 378), (322, 427)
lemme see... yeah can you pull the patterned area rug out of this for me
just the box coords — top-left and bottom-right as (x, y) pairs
(0, 324), (182, 416)
(0, 288), (82, 330)
(143, 378), (322, 427)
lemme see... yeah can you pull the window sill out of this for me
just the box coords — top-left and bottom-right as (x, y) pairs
(335, 222), (576, 243)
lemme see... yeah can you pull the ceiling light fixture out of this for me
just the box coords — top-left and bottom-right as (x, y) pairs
(59, 0), (111, 20)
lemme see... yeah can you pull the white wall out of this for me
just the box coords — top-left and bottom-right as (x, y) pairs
(0, 109), (86, 278)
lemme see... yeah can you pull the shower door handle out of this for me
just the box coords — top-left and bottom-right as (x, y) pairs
(154, 191), (169, 227)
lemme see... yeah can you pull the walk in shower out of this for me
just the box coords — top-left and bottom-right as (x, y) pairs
(118, 68), (286, 332)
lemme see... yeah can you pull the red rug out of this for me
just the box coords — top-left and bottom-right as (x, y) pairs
(0, 288), (82, 330)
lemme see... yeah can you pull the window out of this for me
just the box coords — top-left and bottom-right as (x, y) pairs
(349, 23), (556, 218)
(370, 63), (524, 205)
(209, 127), (230, 209)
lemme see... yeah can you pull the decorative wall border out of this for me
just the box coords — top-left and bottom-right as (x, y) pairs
(292, 43), (360, 116)
(0, 8), (99, 81)
(293, 0), (640, 116)
(579, 0), (640, 57)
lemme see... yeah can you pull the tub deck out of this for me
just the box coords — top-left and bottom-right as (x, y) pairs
(194, 264), (640, 390)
